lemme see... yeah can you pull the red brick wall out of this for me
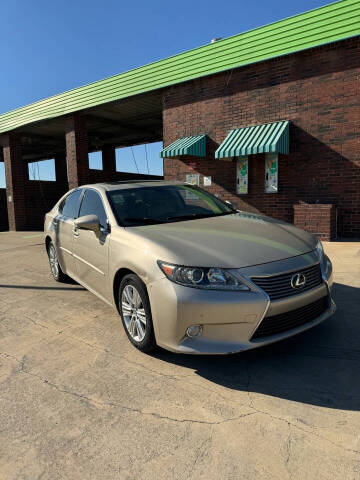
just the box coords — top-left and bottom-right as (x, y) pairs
(0, 188), (8, 231)
(2, 133), (28, 230)
(24, 181), (68, 230)
(163, 37), (360, 238)
(293, 204), (337, 241)
(87, 169), (163, 184)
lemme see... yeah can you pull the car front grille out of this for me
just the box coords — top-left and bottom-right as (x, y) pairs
(251, 263), (323, 300)
(251, 296), (329, 339)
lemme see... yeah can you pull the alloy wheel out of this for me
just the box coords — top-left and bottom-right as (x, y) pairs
(121, 285), (147, 342)
(48, 244), (59, 278)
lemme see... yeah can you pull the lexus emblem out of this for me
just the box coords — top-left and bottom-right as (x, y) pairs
(291, 273), (306, 289)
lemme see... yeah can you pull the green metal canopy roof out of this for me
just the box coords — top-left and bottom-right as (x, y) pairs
(160, 135), (206, 158)
(0, 0), (359, 134)
(215, 121), (289, 158)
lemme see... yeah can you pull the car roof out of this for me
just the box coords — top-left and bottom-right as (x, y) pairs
(81, 180), (185, 192)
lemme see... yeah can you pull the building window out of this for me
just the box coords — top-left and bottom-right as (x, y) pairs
(0, 162), (5, 188)
(28, 159), (56, 181)
(116, 142), (163, 174)
(185, 173), (200, 199)
(236, 157), (248, 194)
(88, 151), (103, 170)
(185, 173), (200, 187)
(265, 153), (278, 193)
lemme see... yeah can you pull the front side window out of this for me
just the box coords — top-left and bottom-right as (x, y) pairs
(60, 190), (82, 219)
(107, 184), (235, 227)
(79, 189), (108, 228)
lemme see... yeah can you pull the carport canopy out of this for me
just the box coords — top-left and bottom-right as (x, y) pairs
(0, 91), (164, 163)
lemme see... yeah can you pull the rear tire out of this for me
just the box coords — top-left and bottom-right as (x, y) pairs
(47, 241), (68, 283)
(118, 274), (157, 353)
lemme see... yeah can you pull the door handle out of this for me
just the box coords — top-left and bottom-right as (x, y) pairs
(72, 227), (79, 237)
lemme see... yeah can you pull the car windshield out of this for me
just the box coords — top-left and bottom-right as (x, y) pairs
(107, 184), (235, 227)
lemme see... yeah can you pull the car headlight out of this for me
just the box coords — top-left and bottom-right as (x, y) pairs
(315, 240), (332, 279)
(324, 255), (332, 279)
(315, 240), (324, 261)
(158, 261), (249, 291)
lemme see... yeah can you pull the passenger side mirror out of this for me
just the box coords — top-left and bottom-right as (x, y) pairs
(74, 214), (100, 233)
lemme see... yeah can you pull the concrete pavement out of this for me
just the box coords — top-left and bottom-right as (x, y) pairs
(0, 232), (359, 479)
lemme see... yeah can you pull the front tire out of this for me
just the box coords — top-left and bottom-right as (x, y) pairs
(47, 241), (67, 283)
(118, 274), (156, 353)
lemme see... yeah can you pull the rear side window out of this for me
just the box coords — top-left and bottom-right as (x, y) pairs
(79, 189), (108, 228)
(60, 190), (82, 219)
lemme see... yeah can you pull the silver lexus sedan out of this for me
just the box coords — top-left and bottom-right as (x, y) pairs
(44, 181), (335, 354)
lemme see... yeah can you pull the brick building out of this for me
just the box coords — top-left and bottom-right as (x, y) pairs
(0, 0), (359, 238)
(163, 37), (359, 239)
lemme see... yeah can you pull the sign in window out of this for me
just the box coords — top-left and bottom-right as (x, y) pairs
(265, 153), (278, 193)
(236, 157), (248, 194)
(185, 173), (200, 199)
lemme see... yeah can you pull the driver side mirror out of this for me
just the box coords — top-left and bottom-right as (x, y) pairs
(74, 214), (100, 233)
(225, 200), (237, 211)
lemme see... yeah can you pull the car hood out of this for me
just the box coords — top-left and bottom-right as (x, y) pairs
(128, 212), (317, 269)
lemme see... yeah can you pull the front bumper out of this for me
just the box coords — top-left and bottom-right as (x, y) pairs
(147, 251), (335, 354)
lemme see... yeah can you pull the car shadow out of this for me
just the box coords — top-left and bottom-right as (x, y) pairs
(0, 284), (85, 291)
(152, 282), (360, 411)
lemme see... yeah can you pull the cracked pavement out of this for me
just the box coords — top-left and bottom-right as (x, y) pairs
(0, 232), (360, 480)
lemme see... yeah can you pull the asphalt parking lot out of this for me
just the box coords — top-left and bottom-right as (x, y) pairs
(0, 232), (360, 480)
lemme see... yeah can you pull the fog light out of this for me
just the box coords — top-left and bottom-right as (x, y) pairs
(186, 324), (203, 338)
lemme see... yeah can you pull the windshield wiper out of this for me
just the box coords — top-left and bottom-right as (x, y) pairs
(167, 212), (233, 222)
(123, 217), (166, 225)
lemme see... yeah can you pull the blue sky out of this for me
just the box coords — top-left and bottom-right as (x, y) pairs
(0, 0), (330, 188)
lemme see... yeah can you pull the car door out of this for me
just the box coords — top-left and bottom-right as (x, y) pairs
(55, 189), (83, 278)
(72, 188), (111, 301)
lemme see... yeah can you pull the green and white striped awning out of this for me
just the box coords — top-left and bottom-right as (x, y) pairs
(160, 134), (206, 158)
(215, 121), (289, 159)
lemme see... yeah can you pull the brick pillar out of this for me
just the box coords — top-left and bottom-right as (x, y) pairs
(65, 114), (90, 189)
(2, 133), (28, 231)
(102, 144), (116, 178)
(54, 153), (68, 188)
(293, 204), (337, 241)
(0, 161), (9, 230)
